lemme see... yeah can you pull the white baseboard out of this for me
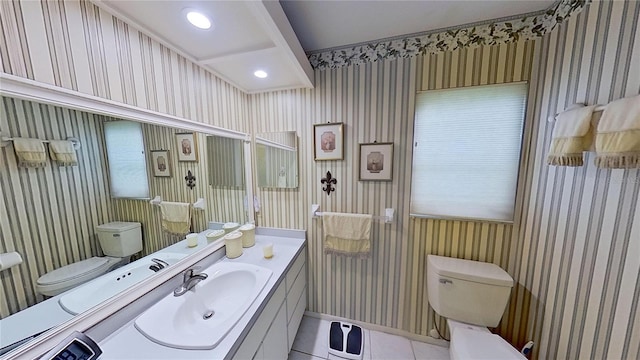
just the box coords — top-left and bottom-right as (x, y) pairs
(304, 311), (450, 348)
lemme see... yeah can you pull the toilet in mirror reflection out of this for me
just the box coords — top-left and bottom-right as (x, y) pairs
(255, 131), (299, 189)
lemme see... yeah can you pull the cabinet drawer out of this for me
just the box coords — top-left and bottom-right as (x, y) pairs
(285, 251), (306, 292)
(286, 266), (306, 323)
(287, 289), (306, 351)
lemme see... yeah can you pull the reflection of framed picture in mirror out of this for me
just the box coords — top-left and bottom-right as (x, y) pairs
(359, 142), (393, 181)
(150, 150), (171, 177)
(175, 132), (198, 162)
(313, 123), (344, 160)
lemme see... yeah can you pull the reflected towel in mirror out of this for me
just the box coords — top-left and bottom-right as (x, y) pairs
(159, 201), (191, 236)
(48, 140), (78, 166)
(13, 138), (47, 168)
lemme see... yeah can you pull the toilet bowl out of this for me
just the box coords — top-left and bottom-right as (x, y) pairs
(427, 255), (524, 360)
(35, 222), (142, 297)
(35, 256), (124, 297)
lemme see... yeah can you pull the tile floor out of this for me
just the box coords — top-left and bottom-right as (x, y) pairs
(289, 316), (449, 360)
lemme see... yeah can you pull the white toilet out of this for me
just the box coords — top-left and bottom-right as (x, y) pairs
(427, 255), (526, 360)
(36, 222), (142, 297)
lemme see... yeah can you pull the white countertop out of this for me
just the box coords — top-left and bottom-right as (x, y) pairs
(0, 232), (214, 351)
(98, 234), (305, 359)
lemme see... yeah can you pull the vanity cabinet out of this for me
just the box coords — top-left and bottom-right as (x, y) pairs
(233, 249), (307, 360)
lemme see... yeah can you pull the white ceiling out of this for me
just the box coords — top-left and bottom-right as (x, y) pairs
(93, 0), (557, 93)
(93, 0), (314, 93)
(280, 0), (557, 52)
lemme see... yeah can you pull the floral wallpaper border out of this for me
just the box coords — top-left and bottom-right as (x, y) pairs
(308, 0), (587, 70)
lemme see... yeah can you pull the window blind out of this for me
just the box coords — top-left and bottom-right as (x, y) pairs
(104, 121), (150, 199)
(410, 82), (527, 222)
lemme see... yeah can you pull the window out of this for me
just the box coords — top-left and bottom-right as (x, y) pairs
(103, 120), (150, 199)
(410, 82), (527, 222)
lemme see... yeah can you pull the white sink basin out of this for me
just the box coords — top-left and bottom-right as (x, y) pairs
(134, 262), (273, 350)
(59, 253), (186, 315)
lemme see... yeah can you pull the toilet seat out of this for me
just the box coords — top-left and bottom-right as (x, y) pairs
(450, 327), (525, 360)
(36, 257), (120, 297)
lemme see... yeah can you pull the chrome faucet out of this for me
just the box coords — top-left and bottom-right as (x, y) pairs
(174, 268), (208, 296)
(149, 258), (169, 272)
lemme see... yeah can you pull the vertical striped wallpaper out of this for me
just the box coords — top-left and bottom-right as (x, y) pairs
(251, 38), (535, 344)
(515, 1), (639, 359)
(0, 0), (250, 132)
(1, 0), (251, 318)
(0, 96), (112, 318)
(250, 1), (639, 359)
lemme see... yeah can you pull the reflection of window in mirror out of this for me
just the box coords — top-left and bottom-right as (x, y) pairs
(206, 135), (245, 187)
(104, 121), (150, 198)
(255, 132), (298, 189)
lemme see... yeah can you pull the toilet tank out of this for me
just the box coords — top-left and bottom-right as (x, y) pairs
(427, 255), (513, 328)
(96, 222), (142, 257)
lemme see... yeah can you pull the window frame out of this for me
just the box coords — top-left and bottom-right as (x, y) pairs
(409, 81), (530, 224)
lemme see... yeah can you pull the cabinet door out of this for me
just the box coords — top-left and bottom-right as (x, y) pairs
(262, 302), (288, 360)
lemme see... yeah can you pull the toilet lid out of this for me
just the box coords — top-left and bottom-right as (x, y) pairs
(37, 257), (110, 285)
(451, 327), (525, 360)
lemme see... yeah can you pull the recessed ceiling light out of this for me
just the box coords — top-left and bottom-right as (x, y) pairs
(254, 70), (268, 78)
(185, 10), (211, 30)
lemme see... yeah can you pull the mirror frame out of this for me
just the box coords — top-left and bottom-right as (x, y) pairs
(0, 73), (254, 358)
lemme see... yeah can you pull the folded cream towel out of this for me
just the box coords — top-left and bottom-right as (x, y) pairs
(547, 105), (597, 166)
(48, 140), (78, 166)
(13, 138), (47, 168)
(595, 95), (640, 168)
(322, 212), (373, 258)
(160, 201), (191, 236)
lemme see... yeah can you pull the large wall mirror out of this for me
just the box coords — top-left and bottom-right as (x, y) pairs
(0, 93), (250, 354)
(255, 131), (299, 189)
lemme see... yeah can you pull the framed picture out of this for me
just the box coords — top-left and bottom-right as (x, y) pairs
(359, 142), (394, 181)
(313, 123), (344, 160)
(150, 150), (171, 177)
(175, 132), (198, 162)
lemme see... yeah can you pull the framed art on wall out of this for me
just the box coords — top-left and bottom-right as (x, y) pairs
(150, 150), (171, 177)
(175, 132), (198, 162)
(359, 142), (393, 181)
(313, 122), (344, 160)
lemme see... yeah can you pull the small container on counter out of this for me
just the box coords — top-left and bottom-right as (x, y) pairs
(222, 222), (240, 234)
(186, 233), (199, 248)
(239, 223), (256, 248)
(223, 231), (244, 259)
(263, 243), (274, 259)
(205, 229), (225, 243)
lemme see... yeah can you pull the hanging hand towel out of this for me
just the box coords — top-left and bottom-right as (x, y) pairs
(48, 140), (78, 166)
(159, 201), (191, 236)
(13, 138), (47, 168)
(594, 95), (640, 168)
(322, 212), (373, 258)
(547, 105), (597, 166)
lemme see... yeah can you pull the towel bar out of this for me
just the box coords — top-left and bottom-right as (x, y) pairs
(311, 204), (394, 224)
(0, 133), (81, 149)
(149, 196), (206, 210)
(547, 103), (605, 123)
